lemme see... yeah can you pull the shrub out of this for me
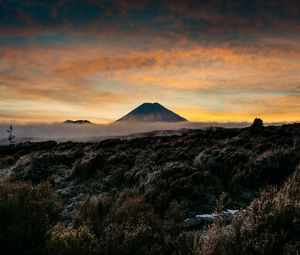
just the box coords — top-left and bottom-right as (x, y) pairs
(46, 225), (98, 255)
(247, 148), (300, 188)
(164, 200), (183, 223)
(9, 152), (78, 183)
(250, 118), (264, 134)
(73, 195), (110, 235)
(0, 181), (61, 255)
(168, 231), (202, 255)
(193, 166), (300, 255)
(99, 195), (165, 255)
(144, 162), (201, 215)
(72, 153), (104, 179)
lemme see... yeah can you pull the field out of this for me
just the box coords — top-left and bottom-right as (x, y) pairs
(0, 123), (299, 254)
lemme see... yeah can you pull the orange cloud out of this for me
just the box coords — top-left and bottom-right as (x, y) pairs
(0, 33), (299, 123)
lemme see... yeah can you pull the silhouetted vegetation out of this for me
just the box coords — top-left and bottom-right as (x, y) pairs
(0, 181), (61, 255)
(46, 225), (98, 255)
(0, 123), (299, 254)
(174, 166), (300, 255)
(7, 124), (16, 145)
(250, 117), (264, 134)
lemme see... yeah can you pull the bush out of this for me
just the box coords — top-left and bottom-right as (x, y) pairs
(144, 162), (201, 215)
(168, 231), (202, 255)
(73, 195), (110, 235)
(72, 192), (171, 254)
(46, 225), (98, 255)
(0, 181), (61, 255)
(100, 195), (165, 255)
(192, 166), (300, 255)
(250, 118), (264, 134)
(72, 153), (104, 179)
(9, 152), (79, 183)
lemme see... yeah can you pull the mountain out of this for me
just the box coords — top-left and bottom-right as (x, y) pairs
(63, 120), (92, 124)
(116, 102), (187, 122)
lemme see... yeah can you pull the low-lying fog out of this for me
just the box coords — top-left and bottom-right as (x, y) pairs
(0, 121), (265, 145)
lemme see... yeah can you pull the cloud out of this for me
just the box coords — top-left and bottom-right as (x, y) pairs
(0, 0), (299, 123)
(0, 38), (299, 123)
(0, 121), (251, 144)
(0, 0), (299, 41)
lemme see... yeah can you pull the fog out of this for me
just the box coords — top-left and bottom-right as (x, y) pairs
(0, 121), (255, 144)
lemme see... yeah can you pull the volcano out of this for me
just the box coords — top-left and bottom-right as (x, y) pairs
(116, 102), (187, 122)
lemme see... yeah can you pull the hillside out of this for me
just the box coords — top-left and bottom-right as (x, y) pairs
(0, 123), (299, 254)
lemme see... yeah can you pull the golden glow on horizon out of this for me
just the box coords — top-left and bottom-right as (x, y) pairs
(0, 38), (299, 124)
(177, 110), (300, 123)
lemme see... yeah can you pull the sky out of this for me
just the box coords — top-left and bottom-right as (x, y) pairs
(0, 0), (299, 124)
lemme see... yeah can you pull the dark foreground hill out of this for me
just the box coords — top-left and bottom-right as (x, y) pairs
(0, 123), (299, 255)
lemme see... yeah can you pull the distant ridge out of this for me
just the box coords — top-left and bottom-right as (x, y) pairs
(63, 120), (92, 124)
(116, 102), (187, 122)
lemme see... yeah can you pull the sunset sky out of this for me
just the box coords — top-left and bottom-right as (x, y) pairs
(0, 0), (299, 124)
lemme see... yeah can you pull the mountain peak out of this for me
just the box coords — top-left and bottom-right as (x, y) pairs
(116, 102), (187, 122)
(63, 120), (92, 124)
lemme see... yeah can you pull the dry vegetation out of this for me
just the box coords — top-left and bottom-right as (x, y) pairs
(0, 122), (299, 254)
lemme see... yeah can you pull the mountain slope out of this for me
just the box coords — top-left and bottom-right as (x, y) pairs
(116, 102), (187, 122)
